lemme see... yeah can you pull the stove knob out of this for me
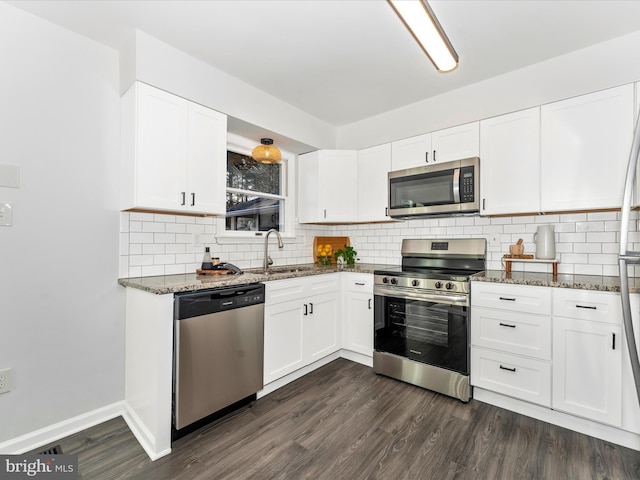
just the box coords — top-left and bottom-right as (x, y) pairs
(382, 277), (389, 284)
(411, 279), (420, 287)
(446, 282), (455, 290)
(390, 278), (398, 285)
(434, 281), (443, 289)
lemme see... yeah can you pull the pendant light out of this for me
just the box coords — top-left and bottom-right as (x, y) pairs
(252, 138), (282, 164)
(387, 0), (458, 73)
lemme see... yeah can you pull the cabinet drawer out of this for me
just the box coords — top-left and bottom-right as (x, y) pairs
(265, 277), (306, 305)
(471, 307), (551, 360)
(266, 274), (338, 305)
(343, 273), (373, 293)
(553, 288), (621, 324)
(471, 282), (551, 315)
(471, 347), (551, 406)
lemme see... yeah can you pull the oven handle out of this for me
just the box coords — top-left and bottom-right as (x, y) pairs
(374, 286), (469, 307)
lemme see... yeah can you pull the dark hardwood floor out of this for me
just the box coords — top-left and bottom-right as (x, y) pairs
(36, 359), (640, 479)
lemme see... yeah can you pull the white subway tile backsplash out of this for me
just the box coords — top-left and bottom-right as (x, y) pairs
(574, 264), (603, 276)
(130, 232), (154, 243)
(142, 222), (165, 233)
(574, 243), (601, 254)
(118, 211), (639, 279)
(154, 233), (176, 244)
(586, 231), (616, 243)
(142, 244), (165, 255)
(576, 221), (604, 232)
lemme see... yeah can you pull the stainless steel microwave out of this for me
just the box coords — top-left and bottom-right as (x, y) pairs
(388, 157), (480, 218)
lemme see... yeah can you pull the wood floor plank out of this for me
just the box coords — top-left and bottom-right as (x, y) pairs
(34, 358), (640, 479)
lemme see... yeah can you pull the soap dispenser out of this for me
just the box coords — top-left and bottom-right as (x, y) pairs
(201, 247), (214, 270)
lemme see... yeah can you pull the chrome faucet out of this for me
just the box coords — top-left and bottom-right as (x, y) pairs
(263, 229), (284, 271)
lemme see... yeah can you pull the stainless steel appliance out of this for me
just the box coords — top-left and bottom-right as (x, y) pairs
(373, 238), (486, 402)
(619, 110), (640, 408)
(173, 283), (265, 438)
(388, 157), (480, 219)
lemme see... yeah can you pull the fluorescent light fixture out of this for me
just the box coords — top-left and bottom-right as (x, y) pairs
(388, 0), (459, 72)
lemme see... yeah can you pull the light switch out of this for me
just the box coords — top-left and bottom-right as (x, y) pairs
(0, 203), (13, 226)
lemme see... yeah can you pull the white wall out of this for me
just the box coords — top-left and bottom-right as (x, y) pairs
(0, 3), (123, 443)
(337, 30), (640, 150)
(120, 30), (337, 152)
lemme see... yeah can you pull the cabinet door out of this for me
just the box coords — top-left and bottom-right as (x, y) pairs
(357, 144), (391, 222)
(297, 150), (357, 223)
(319, 151), (358, 222)
(344, 292), (374, 356)
(391, 133), (431, 171)
(134, 83), (188, 211)
(263, 300), (305, 384)
(552, 317), (622, 426)
(480, 108), (540, 215)
(304, 293), (341, 363)
(541, 84), (633, 211)
(186, 103), (227, 215)
(431, 122), (480, 164)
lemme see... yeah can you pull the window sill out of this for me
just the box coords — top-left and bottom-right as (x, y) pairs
(214, 233), (298, 244)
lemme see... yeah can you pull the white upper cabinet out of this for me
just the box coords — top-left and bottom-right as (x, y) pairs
(121, 82), (227, 215)
(431, 121), (480, 164)
(391, 133), (431, 171)
(540, 84), (633, 212)
(390, 122), (479, 171)
(480, 108), (541, 215)
(357, 144), (391, 222)
(297, 150), (358, 223)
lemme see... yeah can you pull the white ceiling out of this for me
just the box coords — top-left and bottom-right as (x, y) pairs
(8, 0), (640, 128)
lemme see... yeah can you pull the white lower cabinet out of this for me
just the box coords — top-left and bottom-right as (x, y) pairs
(471, 283), (552, 407)
(472, 282), (631, 431)
(264, 275), (340, 384)
(342, 273), (374, 357)
(552, 289), (622, 426)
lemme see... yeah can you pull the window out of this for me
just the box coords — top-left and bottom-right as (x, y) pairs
(219, 134), (294, 237)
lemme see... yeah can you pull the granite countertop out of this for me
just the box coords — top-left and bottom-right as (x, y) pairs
(472, 269), (640, 294)
(118, 263), (396, 295)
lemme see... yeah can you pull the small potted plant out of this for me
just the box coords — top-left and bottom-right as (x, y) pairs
(334, 245), (357, 267)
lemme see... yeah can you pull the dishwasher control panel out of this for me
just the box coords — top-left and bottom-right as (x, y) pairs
(175, 283), (265, 320)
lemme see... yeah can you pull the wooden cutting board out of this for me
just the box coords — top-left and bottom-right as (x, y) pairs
(313, 236), (350, 264)
(196, 269), (233, 275)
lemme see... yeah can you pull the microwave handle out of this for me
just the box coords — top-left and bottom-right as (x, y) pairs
(452, 167), (461, 203)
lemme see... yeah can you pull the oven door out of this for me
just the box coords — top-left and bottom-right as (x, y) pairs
(374, 286), (469, 375)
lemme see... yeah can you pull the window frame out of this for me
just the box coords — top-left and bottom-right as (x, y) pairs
(216, 133), (296, 240)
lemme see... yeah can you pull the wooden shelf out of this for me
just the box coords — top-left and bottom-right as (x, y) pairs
(502, 255), (559, 278)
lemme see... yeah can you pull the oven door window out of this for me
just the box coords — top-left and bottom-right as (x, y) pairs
(374, 295), (468, 375)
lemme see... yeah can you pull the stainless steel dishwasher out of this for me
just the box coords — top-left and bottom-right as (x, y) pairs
(173, 283), (265, 436)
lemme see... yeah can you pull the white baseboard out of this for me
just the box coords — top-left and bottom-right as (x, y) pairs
(0, 402), (124, 455)
(340, 349), (373, 367)
(122, 403), (171, 461)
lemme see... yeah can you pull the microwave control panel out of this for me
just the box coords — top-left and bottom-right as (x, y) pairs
(460, 166), (475, 203)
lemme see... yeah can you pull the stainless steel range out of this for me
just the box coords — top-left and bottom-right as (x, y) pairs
(373, 238), (486, 402)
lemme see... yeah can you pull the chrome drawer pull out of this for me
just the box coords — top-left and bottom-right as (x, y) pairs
(576, 304), (597, 310)
(499, 322), (516, 328)
(499, 365), (516, 372)
(499, 297), (516, 302)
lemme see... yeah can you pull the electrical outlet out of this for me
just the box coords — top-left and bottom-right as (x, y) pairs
(489, 233), (500, 248)
(0, 368), (13, 394)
